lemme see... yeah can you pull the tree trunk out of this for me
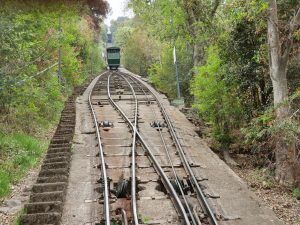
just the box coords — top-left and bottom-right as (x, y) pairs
(193, 44), (203, 67)
(271, 66), (296, 185)
(258, 78), (268, 106)
(267, 0), (300, 186)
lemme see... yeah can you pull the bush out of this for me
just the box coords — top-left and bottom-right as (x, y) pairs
(0, 1), (107, 198)
(0, 1), (106, 133)
(191, 46), (242, 148)
(243, 93), (300, 150)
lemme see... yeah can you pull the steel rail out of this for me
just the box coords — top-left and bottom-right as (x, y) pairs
(118, 73), (139, 225)
(125, 74), (200, 225)
(126, 73), (219, 225)
(88, 72), (111, 225)
(107, 73), (191, 225)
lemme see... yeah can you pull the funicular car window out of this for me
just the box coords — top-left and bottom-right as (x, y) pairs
(108, 49), (120, 59)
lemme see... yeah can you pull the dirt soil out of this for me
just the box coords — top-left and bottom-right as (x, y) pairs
(230, 155), (300, 225)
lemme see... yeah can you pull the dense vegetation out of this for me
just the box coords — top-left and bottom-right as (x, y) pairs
(112, 0), (300, 187)
(0, 0), (108, 198)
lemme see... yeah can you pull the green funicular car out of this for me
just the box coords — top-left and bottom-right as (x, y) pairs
(107, 47), (120, 70)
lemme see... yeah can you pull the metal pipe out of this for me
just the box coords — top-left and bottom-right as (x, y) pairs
(89, 72), (111, 225)
(193, 205), (202, 225)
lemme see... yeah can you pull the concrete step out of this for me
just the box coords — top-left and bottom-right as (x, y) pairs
(45, 152), (71, 159)
(44, 156), (70, 164)
(24, 201), (63, 214)
(32, 182), (66, 193)
(39, 168), (69, 177)
(41, 162), (69, 170)
(37, 175), (68, 184)
(21, 212), (61, 225)
(30, 191), (64, 203)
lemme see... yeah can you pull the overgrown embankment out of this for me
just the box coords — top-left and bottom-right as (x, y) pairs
(0, 0), (108, 199)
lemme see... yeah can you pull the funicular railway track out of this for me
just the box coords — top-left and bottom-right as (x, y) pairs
(89, 71), (221, 225)
(17, 69), (283, 225)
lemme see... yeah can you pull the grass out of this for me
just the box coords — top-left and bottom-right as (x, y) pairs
(12, 208), (26, 225)
(293, 188), (300, 200)
(111, 220), (121, 225)
(0, 130), (47, 198)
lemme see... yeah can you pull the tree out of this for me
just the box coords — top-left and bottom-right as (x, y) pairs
(0, 0), (107, 132)
(191, 46), (242, 165)
(181, 0), (221, 66)
(267, 0), (300, 186)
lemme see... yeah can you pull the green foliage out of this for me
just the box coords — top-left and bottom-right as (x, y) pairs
(142, 216), (150, 223)
(293, 188), (300, 199)
(115, 26), (134, 49)
(191, 46), (242, 146)
(0, 1), (106, 133)
(243, 109), (274, 144)
(251, 168), (275, 189)
(243, 93), (300, 154)
(0, 131), (47, 198)
(148, 45), (177, 97)
(129, 0), (187, 42)
(113, 21), (160, 76)
(12, 208), (26, 225)
(111, 220), (121, 225)
(219, 5), (271, 118)
(118, 0), (300, 160)
(0, 0), (107, 199)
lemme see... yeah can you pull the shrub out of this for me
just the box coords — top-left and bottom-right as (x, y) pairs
(191, 46), (242, 148)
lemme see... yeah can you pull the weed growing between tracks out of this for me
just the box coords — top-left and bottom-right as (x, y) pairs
(0, 131), (47, 198)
